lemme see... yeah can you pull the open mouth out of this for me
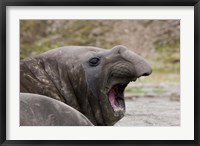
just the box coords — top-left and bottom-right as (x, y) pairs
(107, 83), (128, 114)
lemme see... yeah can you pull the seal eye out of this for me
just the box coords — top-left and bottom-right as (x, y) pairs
(89, 57), (100, 66)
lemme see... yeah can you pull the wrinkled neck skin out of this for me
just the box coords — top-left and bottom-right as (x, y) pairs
(20, 48), (104, 125)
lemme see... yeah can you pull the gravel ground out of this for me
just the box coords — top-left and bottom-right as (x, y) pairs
(114, 83), (180, 126)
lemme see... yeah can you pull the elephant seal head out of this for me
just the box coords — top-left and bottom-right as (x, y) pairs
(20, 45), (152, 126)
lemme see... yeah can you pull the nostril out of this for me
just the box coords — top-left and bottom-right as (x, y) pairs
(142, 73), (150, 76)
(141, 69), (152, 76)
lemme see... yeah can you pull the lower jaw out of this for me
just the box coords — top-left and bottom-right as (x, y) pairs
(102, 103), (125, 125)
(111, 99), (125, 116)
(112, 106), (125, 117)
(104, 110), (125, 125)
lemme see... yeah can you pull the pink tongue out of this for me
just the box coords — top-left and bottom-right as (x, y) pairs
(108, 89), (119, 107)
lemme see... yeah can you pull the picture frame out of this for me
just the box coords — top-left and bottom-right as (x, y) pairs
(0, 0), (199, 145)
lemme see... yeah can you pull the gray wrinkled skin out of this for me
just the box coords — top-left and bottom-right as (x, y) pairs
(20, 93), (93, 126)
(20, 45), (152, 126)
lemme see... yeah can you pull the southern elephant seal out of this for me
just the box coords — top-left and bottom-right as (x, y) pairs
(20, 45), (152, 126)
(20, 93), (93, 126)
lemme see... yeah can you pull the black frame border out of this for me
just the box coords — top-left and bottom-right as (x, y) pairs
(0, 0), (199, 146)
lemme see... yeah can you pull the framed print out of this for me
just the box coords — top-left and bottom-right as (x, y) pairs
(0, 0), (199, 145)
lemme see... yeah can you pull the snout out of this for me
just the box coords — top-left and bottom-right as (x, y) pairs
(134, 59), (152, 78)
(111, 45), (152, 78)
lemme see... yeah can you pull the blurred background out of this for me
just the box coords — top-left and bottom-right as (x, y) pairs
(20, 20), (180, 126)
